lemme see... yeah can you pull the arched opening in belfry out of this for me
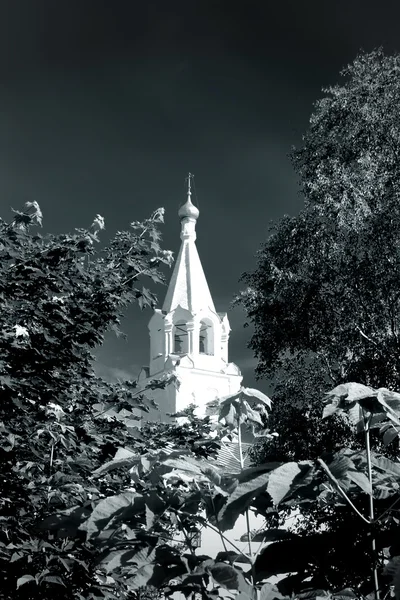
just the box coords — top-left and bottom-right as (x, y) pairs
(199, 319), (214, 355)
(173, 321), (189, 354)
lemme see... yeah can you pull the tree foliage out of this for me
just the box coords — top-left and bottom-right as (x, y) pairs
(234, 48), (400, 595)
(0, 201), (175, 598)
(235, 48), (400, 389)
(3, 49), (400, 600)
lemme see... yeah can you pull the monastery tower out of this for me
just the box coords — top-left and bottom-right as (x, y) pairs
(137, 174), (242, 422)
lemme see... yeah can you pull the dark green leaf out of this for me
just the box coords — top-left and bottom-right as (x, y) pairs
(383, 427), (399, 446)
(42, 576), (66, 586)
(80, 491), (139, 538)
(267, 462), (301, 504)
(209, 562), (252, 594)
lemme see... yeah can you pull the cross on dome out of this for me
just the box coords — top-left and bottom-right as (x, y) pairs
(178, 172), (199, 221)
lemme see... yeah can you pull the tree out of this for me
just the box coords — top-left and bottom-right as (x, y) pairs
(235, 48), (400, 391)
(250, 354), (357, 464)
(0, 201), (175, 598)
(234, 48), (400, 593)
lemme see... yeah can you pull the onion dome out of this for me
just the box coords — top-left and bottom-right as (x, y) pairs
(178, 195), (199, 220)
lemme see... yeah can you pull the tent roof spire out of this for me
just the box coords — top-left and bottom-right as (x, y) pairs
(162, 173), (214, 314)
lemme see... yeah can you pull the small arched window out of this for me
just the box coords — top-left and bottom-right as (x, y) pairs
(199, 319), (214, 355)
(174, 321), (189, 354)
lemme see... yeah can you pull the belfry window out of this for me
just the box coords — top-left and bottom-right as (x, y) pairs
(199, 320), (214, 355)
(174, 321), (189, 354)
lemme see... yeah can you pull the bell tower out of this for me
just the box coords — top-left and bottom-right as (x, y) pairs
(138, 174), (242, 422)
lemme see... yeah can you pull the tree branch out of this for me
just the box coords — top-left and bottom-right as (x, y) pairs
(357, 326), (378, 347)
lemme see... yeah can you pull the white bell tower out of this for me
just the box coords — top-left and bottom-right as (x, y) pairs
(138, 174), (242, 422)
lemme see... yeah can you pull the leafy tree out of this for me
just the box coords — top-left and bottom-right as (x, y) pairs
(250, 354), (357, 464)
(235, 48), (400, 390)
(234, 48), (400, 594)
(0, 201), (175, 598)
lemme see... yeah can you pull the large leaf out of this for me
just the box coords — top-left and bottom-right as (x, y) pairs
(260, 582), (288, 600)
(371, 455), (400, 477)
(218, 471), (271, 531)
(241, 387), (272, 408)
(282, 463), (319, 505)
(162, 456), (206, 481)
(209, 561), (252, 595)
(41, 575), (66, 586)
(16, 575), (36, 589)
(254, 533), (331, 581)
(347, 469), (372, 495)
(80, 491), (141, 538)
(219, 401), (238, 426)
(100, 548), (137, 573)
(267, 462), (301, 504)
(332, 589), (358, 600)
(327, 454), (353, 480)
(39, 505), (91, 537)
(322, 402), (341, 419)
(325, 382), (375, 403)
(218, 387), (271, 429)
(383, 427), (399, 446)
(144, 492), (166, 529)
(125, 547), (157, 590)
(323, 382), (392, 423)
(92, 453), (139, 477)
(377, 389), (400, 420)
(237, 463), (283, 484)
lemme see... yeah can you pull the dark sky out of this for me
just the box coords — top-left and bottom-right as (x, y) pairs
(1, 0), (399, 393)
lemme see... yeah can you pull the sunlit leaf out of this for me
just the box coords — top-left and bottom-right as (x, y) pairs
(209, 562), (252, 594)
(16, 575), (36, 589)
(259, 582), (288, 600)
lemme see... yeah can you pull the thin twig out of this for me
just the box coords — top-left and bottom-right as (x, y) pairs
(176, 514), (196, 557)
(373, 495), (400, 524)
(317, 459), (371, 525)
(238, 422), (253, 560)
(122, 268), (149, 287)
(364, 412), (380, 600)
(238, 418), (257, 599)
(49, 442), (54, 470)
(199, 520), (250, 562)
(319, 352), (337, 384)
(220, 440), (241, 464)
